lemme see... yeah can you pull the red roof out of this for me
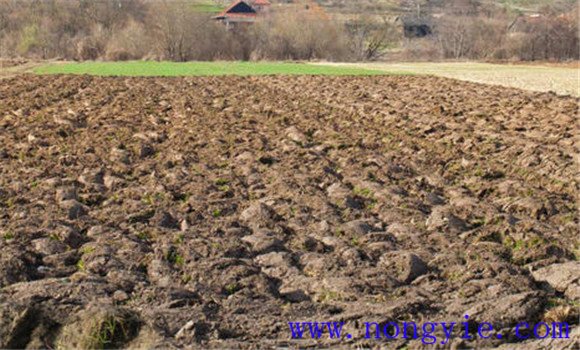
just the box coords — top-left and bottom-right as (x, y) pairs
(253, 0), (271, 5)
(214, 1), (257, 19)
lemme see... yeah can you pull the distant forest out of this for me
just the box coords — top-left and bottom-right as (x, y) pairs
(0, 0), (577, 61)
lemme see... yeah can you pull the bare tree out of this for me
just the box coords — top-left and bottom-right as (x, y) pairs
(347, 15), (399, 61)
(105, 19), (149, 61)
(79, 0), (146, 30)
(0, 0), (576, 62)
(512, 6), (579, 61)
(400, 0), (430, 17)
(252, 10), (349, 61)
(148, 1), (201, 61)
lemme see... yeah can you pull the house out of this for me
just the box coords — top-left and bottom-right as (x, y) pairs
(213, 0), (329, 28)
(397, 15), (432, 38)
(213, 0), (270, 27)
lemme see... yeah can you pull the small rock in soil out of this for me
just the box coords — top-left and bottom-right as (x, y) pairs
(240, 203), (277, 229)
(59, 200), (88, 220)
(241, 230), (283, 254)
(380, 252), (429, 283)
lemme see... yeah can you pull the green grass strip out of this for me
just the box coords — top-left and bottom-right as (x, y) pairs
(34, 61), (392, 77)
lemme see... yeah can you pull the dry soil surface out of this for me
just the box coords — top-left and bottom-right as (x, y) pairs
(0, 75), (578, 348)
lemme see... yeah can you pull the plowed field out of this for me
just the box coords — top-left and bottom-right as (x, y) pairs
(0, 75), (578, 348)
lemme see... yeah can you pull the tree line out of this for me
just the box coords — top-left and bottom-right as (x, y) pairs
(0, 0), (577, 62)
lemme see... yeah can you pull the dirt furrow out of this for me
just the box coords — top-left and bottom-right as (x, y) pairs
(0, 75), (577, 349)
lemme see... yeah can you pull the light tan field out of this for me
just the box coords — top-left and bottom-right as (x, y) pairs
(315, 62), (580, 97)
(0, 60), (41, 79)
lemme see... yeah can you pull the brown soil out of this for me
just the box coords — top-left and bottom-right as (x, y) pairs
(0, 74), (578, 348)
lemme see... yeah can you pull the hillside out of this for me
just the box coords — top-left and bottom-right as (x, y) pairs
(210, 0), (577, 15)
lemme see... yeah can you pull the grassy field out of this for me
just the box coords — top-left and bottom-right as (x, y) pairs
(191, 0), (223, 13)
(19, 60), (580, 97)
(317, 62), (580, 97)
(33, 61), (388, 77)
